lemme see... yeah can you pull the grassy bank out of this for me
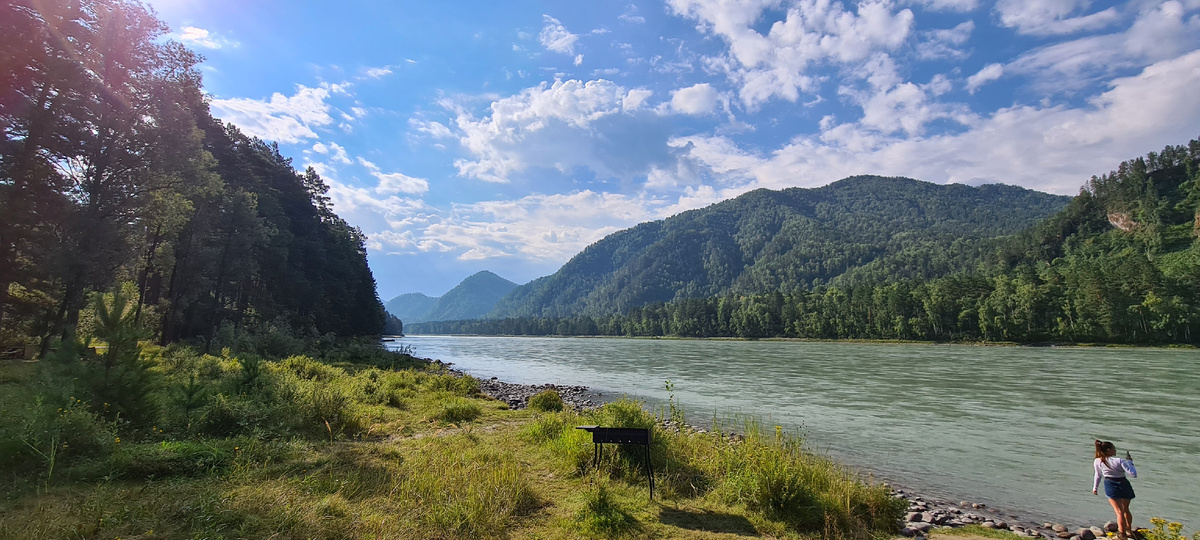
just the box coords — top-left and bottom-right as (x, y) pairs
(0, 344), (904, 539)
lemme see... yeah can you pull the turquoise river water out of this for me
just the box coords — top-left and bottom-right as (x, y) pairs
(386, 336), (1198, 525)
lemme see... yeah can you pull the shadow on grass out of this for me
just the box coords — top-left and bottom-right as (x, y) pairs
(658, 507), (758, 536)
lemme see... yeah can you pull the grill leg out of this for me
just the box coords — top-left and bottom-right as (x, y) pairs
(645, 445), (654, 500)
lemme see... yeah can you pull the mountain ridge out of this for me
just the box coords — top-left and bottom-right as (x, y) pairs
(487, 176), (1071, 319)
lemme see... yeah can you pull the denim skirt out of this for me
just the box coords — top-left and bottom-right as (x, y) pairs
(1104, 477), (1135, 500)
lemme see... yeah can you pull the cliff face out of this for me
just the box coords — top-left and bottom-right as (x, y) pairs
(1107, 212), (1137, 232)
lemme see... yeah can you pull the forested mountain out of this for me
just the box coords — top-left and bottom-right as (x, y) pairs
(413, 138), (1200, 344)
(387, 271), (517, 323)
(488, 177), (1069, 319)
(0, 0), (386, 349)
(385, 293), (439, 324)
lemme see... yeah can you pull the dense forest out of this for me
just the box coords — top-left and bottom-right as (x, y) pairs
(0, 0), (395, 352)
(412, 139), (1200, 344)
(488, 177), (1069, 319)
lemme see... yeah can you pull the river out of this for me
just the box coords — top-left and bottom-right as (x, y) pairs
(385, 336), (1198, 525)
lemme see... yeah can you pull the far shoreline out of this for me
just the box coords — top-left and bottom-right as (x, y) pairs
(392, 333), (1197, 350)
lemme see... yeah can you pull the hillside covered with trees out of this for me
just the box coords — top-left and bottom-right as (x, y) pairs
(0, 0), (390, 351)
(486, 177), (1069, 319)
(412, 139), (1200, 344)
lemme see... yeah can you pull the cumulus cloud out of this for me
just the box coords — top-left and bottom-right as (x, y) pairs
(916, 21), (975, 60)
(410, 119), (454, 139)
(176, 26), (238, 49)
(210, 84), (336, 144)
(540, 15), (579, 54)
(670, 83), (722, 115)
(451, 79), (670, 183)
(966, 63), (1004, 93)
(668, 0), (915, 108)
(671, 50), (1200, 195)
(312, 141), (353, 164)
(358, 157), (430, 195)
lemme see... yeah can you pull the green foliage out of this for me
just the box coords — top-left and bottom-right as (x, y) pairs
(436, 397), (482, 424)
(576, 480), (640, 536)
(528, 389), (565, 412)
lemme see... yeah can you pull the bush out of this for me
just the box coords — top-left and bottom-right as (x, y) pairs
(528, 390), (565, 412)
(436, 398), (482, 424)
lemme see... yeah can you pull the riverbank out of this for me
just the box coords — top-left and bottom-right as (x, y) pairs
(461, 370), (1159, 540)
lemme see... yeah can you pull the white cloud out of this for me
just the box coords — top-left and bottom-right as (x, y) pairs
(623, 89), (654, 109)
(364, 66), (393, 78)
(574, 54), (584, 66)
(908, 0), (979, 12)
(620, 4), (647, 23)
(176, 26), (238, 49)
(967, 63), (1004, 93)
(995, 0), (1121, 35)
(416, 191), (660, 262)
(1005, 1), (1200, 93)
(668, 0), (915, 108)
(916, 21), (974, 60)
(357, 158), (430, 195)
(670, 83), (722, 115)
(311, 141), (352, 164)
(210, 85), (335, 144)
(540, 15), (579, 54)
(453, 79), (659, 182)
(410, 119), (454, 139)
(671, 49), (1200, 196)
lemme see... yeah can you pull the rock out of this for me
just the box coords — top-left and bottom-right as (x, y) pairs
(983, 522), (997, 529)
(901, 527), (919, 537)
(1078, 528), (1096, 540)
(921, 512), (935, 523)
(996, 521), (1009, 530)
(913, 522), (934, 533)
(907, 512), (922, 522)
(961, 501), (971, 507)
(1054, 524), (1070, 533)
(1046, 524), (1056, 529)
(1105, 522), (1119, 533)
(973, 503), (986, 509)
(1056, 532), (1075, 539)
(1091, 526), (1107, 537)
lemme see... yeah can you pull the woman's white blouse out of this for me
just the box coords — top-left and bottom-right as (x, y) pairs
(1093, 457), (1137, 492)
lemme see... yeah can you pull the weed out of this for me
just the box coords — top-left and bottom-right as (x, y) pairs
(436, 397), (482, 424)
(576, 479), (639, 536)
(528, 389), (565, 412)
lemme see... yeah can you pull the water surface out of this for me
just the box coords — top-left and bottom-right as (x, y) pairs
(388, 336), (1198, 525)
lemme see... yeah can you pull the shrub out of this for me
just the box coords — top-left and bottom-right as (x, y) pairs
(528, 389), (565, 412)
(436, 398), (482, 424)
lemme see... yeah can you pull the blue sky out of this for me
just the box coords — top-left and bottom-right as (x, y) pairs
(148, 0), (1200, 299)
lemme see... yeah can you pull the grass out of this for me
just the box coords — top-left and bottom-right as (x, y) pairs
(0, 346), (906, 539)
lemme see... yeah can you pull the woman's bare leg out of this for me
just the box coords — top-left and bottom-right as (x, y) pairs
(1108, 498), (1127, 538)
(1116, 499), (1133, 537)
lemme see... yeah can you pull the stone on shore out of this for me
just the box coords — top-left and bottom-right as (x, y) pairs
(1078, 528), (1096, 540)
(1053, 524), (1069, 533)
(1105, 522), (1119, 533)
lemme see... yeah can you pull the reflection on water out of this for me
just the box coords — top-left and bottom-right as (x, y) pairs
(388, 336), (1199, 525)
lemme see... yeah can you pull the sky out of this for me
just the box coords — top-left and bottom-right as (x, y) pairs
(146, 0), (1200, 299)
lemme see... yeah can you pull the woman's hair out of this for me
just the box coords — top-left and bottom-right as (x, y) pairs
(1095, 440), (1115, 465)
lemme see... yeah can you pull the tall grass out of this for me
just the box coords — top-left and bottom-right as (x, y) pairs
(524, 400), (904, 538)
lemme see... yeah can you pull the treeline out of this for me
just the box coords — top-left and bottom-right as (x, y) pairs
(1, 0), (393, 350)
(411, 139), (1200, 344)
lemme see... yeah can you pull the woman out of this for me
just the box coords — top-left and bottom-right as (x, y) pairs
(1093, 440), (1137, 539)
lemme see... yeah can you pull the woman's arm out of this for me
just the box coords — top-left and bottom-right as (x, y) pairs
(1093, 459), (1102, 493)
(1121, 457), (1137, 478)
